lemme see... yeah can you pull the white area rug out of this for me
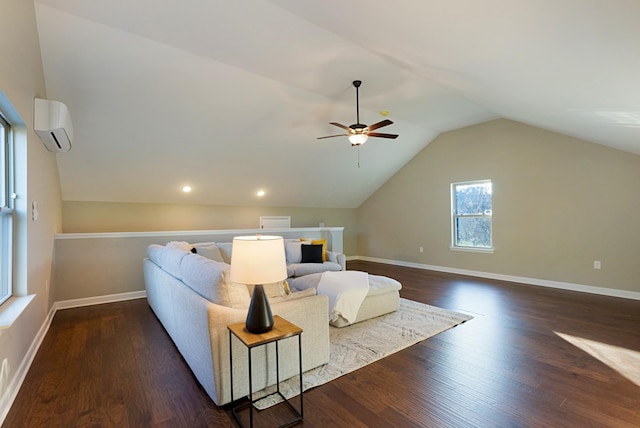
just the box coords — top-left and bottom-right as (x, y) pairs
(253, 298), (473, 409)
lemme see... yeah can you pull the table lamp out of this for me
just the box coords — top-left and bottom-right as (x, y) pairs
(230, 235), (287, 334)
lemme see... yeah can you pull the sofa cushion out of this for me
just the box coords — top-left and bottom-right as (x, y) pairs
(284, 239), (303, 264)
(247, 280), (291, 298)
(311, 239), (328, 261)
(301, 244), (323, 263)
(216, 242), (233, 264)
(147, 244), (189, 280)
(367, 274), (402, 296)
(287, 272), (322, 291)
(194, 243), (225, 263)
(287, 261), (343, 278)
(179, 253), (250, 308)
(269, 287), (316, 304)
(166, 241), (194, 252)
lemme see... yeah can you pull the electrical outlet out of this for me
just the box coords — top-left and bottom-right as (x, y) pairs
(419, 246), (424, 253)
(594, 260), (601, 270)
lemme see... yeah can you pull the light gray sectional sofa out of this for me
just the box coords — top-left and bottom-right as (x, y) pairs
(143, 241), (338, 406)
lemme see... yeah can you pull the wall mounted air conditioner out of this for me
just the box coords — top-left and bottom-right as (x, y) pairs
(34, 98), (73, 152)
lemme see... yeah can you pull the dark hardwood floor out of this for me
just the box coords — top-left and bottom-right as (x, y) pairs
(4, 261), (640, 427)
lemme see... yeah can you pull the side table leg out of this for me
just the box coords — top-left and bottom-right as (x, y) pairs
(229, 332), (234, 402)
(298, 334), (303, 418)
(248, 346), (253, 428)
(275, 341), (280, 394)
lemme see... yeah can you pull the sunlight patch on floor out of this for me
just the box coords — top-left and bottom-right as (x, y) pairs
(555, 331), (640, 387)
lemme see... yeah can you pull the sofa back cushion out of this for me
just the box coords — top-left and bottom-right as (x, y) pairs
(284, 239), (302, 264)
(193, 242), (226, 263)
(309, 238), (328, 261)
(179, 253), (250, 308)
(166, 241), (194, 252)
(147, 244), (189, 280)
(301, 244), (323, 263)
(216, 242), (233, 264)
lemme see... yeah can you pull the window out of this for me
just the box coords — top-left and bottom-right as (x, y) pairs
(451, 180), (492, 251)
(0, 112), (14, 305)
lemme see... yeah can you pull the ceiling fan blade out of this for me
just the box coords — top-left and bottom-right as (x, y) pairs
(368, 132), (399, 139)
(367, 119), (393, 131)
(317, 134), (349, 140)
(329, 122), (352, 131)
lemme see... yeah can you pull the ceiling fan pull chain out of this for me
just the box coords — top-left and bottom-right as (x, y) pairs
(358, 145), (361, 168)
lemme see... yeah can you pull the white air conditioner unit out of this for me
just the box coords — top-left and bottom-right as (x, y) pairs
(34, 98), (73, 152)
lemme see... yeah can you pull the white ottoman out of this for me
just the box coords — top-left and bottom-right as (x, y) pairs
(287, 272), (402, 327)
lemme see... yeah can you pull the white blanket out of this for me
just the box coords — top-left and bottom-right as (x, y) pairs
(317, 271), (369, 323)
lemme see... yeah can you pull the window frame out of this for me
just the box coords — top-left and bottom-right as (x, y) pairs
(450, 179), (493, 253)
(0, 112), (15, 306)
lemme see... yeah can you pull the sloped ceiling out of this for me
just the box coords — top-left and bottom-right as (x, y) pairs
(33, 0), (640, 208)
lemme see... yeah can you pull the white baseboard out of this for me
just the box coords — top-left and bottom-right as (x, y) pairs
(0, 290), (147, 426)
(350, 255), (640, 301)
(54, 290), (147, 310)
(0, 303), (55, 425)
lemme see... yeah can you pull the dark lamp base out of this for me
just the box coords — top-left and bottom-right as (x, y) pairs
(245, 284), (274, 334)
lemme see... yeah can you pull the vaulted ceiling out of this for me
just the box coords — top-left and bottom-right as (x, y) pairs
(34, 0), (640, 208)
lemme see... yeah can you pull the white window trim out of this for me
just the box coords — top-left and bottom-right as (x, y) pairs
(450, 179), (494, 252)
(449, 245), (495, 254)
(0, 112), (14, 306)
(0, 90), (29, 333)
(0, 295), (35, 329)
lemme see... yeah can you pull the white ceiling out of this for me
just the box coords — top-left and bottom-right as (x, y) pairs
(33, 0), (640, 208)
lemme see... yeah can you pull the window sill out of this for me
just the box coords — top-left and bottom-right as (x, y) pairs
(0, 295), (35, 329)
(450, 246), (494, 254)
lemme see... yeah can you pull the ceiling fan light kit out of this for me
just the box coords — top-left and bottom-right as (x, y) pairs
(318, 80), (398, 147)
(348, 132), (368, 146)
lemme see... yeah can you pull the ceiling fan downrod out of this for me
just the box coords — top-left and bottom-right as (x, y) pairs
(353, 80), (362, 125)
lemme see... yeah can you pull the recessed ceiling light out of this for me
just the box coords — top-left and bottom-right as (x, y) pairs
(181, 185), (192, 193)
(256, 190), (265, 197)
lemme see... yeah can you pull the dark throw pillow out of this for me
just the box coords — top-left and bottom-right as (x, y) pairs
(301, 244), (324, 263)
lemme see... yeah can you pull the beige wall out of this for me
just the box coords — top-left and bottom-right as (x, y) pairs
(0, 0), (63, 418)
(62, 201), (358, 255)
(357, 119), (640, 293)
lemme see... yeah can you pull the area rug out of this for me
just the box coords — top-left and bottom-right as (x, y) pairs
(253, 298), (473, 409)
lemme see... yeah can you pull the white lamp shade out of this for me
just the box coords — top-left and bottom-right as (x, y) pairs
(230, 235), (287, 284)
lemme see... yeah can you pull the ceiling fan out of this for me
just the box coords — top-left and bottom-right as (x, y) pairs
(317, 80), (398, 146)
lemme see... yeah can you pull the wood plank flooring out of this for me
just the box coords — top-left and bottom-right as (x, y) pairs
(4, 261), (640, 427)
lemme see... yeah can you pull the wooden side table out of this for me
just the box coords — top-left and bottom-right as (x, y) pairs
(228, 315), (304, 428)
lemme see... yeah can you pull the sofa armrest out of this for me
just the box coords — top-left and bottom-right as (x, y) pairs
(327, 251), (346, 270)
